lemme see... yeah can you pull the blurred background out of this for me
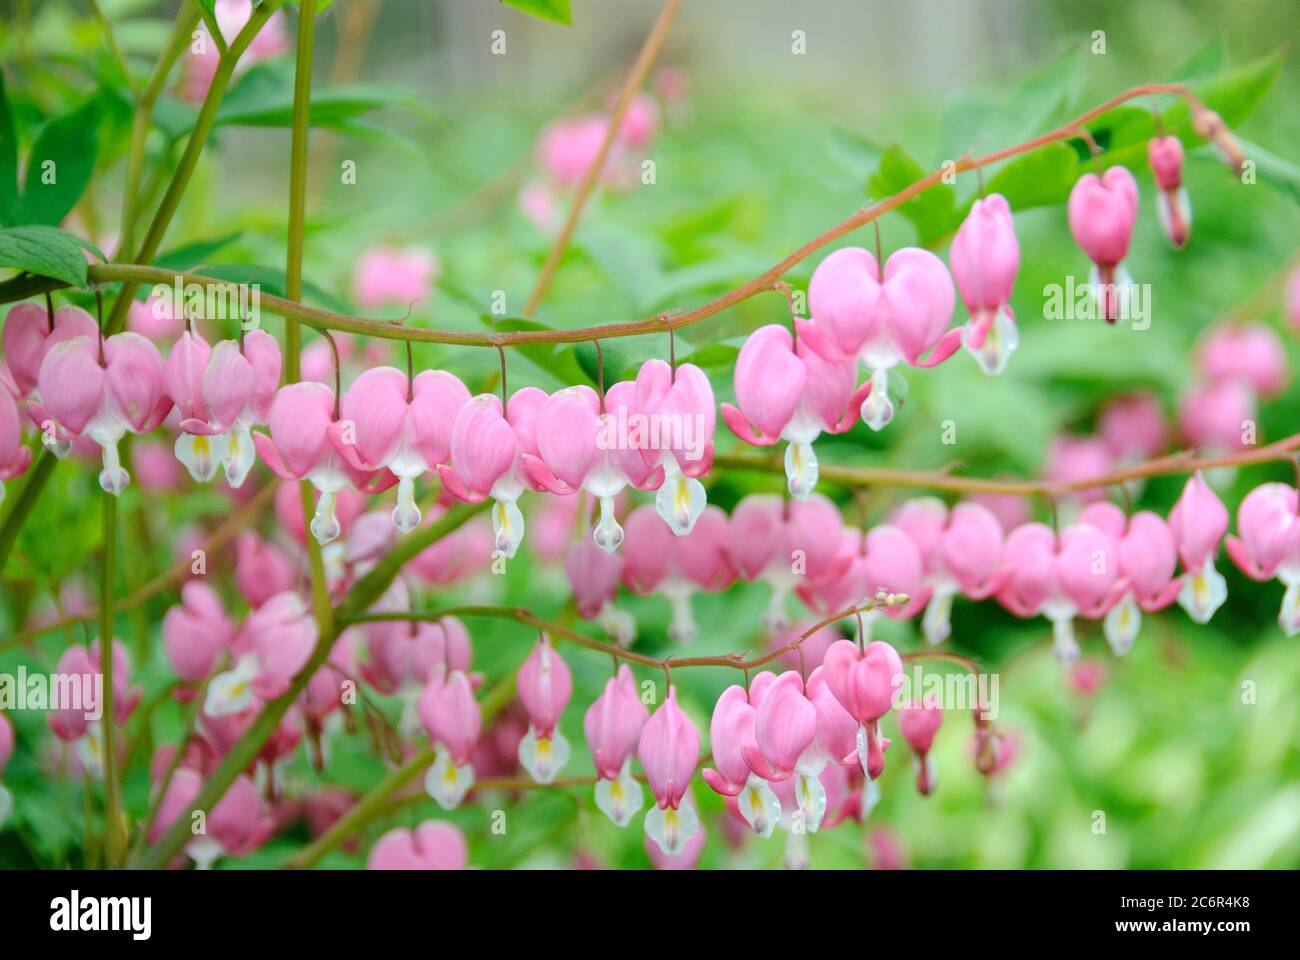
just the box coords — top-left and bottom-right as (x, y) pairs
(0, 0), (1298, 869)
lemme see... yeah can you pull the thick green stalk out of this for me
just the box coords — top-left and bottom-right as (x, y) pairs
(282, 0), (332, 637)
(99, 491), (127, 866)
(105, 0), (285, 334)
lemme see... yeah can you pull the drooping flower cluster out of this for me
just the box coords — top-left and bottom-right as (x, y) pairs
(724, 194), (1021, 500)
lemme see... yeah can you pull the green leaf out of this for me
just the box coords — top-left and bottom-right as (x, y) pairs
(868, 144), (958, 247)
(200, 263), (353, 315)
(1226, 137), (1300, 207)
(573, 340), (631, 387)
(976, 142), (1078, 212)
(1168, 38), (1225, 81)
(679, 340), (742, 370)
(826, 125), (883, 181)
(0, 69), (17, 227)
(153, 232), (243, 272)
(480, 315), (586, 388)
(18, 98), (100, 226)
(0, 225), (91, 287)
(500, 0), (572, 26)
(1005, 45), (1085, 139)
(1089, 49), (1284, 173)
(576, 221), (666, 311)
(213, 62), (437, 131)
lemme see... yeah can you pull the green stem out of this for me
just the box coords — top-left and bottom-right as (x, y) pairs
(87, 0), (136, 96)
(284, 673), (516, 870)
(0, 448), (55, 574)
(132, 502), (485, 869)
(285, 745), (435, 870)
(283, 0), (332, 637)
(117, 5), (201, 262)
(99, 491), (126, 867)
(105, 0), (285, 334)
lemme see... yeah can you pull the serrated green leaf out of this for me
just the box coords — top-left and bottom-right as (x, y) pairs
(500, 0), (572, 26)
(868, 144), (958, 247)
(0, 225), (91, 287)
(18, 98), (99, 226)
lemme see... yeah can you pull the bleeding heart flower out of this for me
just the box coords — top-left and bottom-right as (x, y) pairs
(726, 492), (846, 631)
(367, 820), (467, 870)
(645, 812), (706, 870)
(33, 331), (171, 494)
(565, 535), (635, 644)
(253, 382), (371, 545)
(1168, 470), (1229, 624)
(891, 498), (1008, 646)
(996, 520), (1125, 664)
(516, 634), (573, 784)
(150, 768), (273, 868)
(622, 503), (733, 643)
(234, 532), (297, 609)
(353, 246), (440, 311)
(808, 245), (960, 430)
(332, 366), (469, 533)
(2, 302), (97, 397)
(1148, 135), (1191, 249)
(1178, 378), (1256, 454)
(0, 712), (12, 825)
(0, 385), (32, 505)
(1225, 482), (1300, 636)
(897, 697), (943, 796)
(625, 359), (717, 536)
(797, 523), (925, 643)
(638, 686), (700, 855)
(1196, 323), (1287, 399)
(165, 330), (281, 486)
(745, 671), (821, 816)
(821, 639), (903, 779)
(419, 664), (480, 810)
(440, 388), (548, 559)
(1067, 166), (1139, 323)
(584, 664), (649, 826)
(48, 639), (142, 777)
(1079, 502), (1180, 655)
(205, 592), (317, 716)
(525, 383), (662, 553)
(949, 193), (1020, 374)
(162, 581), (235, 683)
(1099, 392), (1167, 462)
(721, 320), (868, 499)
